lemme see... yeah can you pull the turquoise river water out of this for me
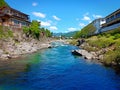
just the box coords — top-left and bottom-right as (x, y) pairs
(0, 42), (120, 90)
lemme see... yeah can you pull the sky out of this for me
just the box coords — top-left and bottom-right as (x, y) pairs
(5, 0), (120, 33)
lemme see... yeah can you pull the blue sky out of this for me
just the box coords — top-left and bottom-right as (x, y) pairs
(5, 0), (120, 33)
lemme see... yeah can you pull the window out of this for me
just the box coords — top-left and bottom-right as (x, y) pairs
(106, 18), (110, 23)
(13, 19), (20, 24)
(110, 16), (114, 21)
(116, 13), (120, 18)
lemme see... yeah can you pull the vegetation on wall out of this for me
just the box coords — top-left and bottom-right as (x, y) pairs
(73, 23), (96, 39)
(0, 26), (13, 39)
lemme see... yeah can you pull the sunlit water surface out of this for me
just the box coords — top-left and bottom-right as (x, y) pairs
(0, 43), (120, 90)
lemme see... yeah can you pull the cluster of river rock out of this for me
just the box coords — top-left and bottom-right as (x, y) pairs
(72, 39), (106, 62)
(0, 38), (52, 60)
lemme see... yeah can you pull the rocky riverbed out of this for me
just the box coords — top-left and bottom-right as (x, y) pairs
(0, 38), (55, 60)
(71, 41), (119, 67)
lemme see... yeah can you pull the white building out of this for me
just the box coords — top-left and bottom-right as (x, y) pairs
(92, 18), (106, 34)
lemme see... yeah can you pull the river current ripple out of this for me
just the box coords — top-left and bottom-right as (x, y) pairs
(0, 43), (120, 90)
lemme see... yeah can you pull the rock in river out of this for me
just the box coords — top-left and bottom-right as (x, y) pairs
(72, 49), (94, 60)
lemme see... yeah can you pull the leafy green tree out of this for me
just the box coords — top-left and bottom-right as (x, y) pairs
(39, 28), (52, 37)
(45, 29), (52, 37)
(0, 0), (9, 7)
(23, 26), (30, 37)
(29, 20), (40, 39)
(23, 20), (52, 39)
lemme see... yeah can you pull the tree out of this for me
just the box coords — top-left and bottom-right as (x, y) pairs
(45, 29), (52, 37)
(29, 20), (40, 39)
(23, 26), (30, 37)
(0, 0), (9, 7)
(22, 20), (52, 39)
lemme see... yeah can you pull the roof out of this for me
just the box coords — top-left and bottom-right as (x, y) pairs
(105, 8), (120, 18)
(0, 6), (29, 16)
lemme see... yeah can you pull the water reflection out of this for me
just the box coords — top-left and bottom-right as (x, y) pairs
(0, 45), (120, 90)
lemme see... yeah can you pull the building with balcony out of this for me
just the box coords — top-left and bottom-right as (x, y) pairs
(100, 8), (120, 32)
(102, 9), (120, 27)
(0, 6), (30, 29)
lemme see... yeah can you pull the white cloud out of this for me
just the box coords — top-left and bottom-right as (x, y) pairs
(68, 27), (77, 31)
(82, 12), (91, 22)
(49, 26), (58, 30)
(89, 20), (92, 23)
(41, 21), (51, 27)
(32, 12), (46, 18)
(79, 23), (86, 27)
(53, 15), (61, 21)
(82, 16), (91, 21)
(32, 2), (38, 6)
(93, 14), (102, 19)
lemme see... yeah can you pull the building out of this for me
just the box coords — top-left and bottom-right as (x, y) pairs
(93, 9), (120, 34)
(103, 9), (120, 27)
(100, 8), (120, 32)
(92, 18), (106, 34)
(0, 6), (30, 29)
(80, 8), (120, 36)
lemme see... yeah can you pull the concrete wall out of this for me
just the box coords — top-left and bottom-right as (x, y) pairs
(100, 22), (120, 33)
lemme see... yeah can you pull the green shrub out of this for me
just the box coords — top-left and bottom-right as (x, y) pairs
(0, 26), (13, 39)
(103, 49), (120, 65)
(0, 0), (9, 7)
(113, 34), (120, 40)
(7, 30), (13, 37)
(105, 34), (111, 38)
(87, 37), (115, 49)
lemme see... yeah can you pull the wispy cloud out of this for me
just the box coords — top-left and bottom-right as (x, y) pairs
(53, 15), (61, 21)
(49, 26), (58, 30)
(41, 21), (51, 27)
(32, 12), (46, 18)
(82, 12), (91, 22)
(32, 2), (38, 6)
(79, 23), (86, 27)
(93, 14), (102, 19)
(68, 27), (77, 31)
(82, 16), (91, 21)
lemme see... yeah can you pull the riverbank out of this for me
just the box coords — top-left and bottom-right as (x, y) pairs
(0, 38), (56, 60)
(1, 42), (120, 90)
(71, 37), (120, 67)
(71, 26), (120, 67)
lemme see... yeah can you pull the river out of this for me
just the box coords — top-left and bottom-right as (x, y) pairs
(0, 42), (120, 90)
